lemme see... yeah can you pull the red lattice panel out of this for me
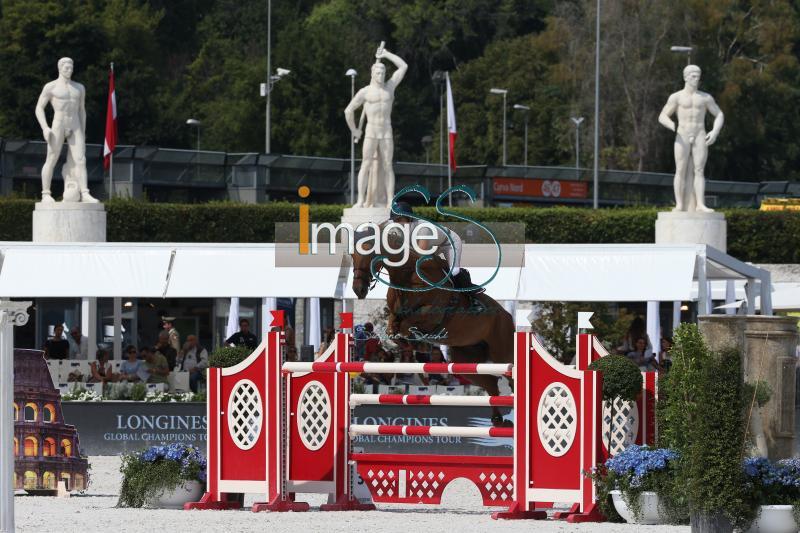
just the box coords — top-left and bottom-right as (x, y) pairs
(353, 454), (513, 507)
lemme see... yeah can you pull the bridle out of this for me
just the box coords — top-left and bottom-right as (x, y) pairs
(353, 264), (380, 292)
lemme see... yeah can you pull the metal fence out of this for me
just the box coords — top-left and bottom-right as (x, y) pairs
(2, 138), (796, 207)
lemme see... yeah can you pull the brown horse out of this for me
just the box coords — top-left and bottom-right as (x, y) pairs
(351, 232), (515, 425)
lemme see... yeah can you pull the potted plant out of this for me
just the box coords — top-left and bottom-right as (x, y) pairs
(657, 324), (748, 532)
(118, 443), (206, 508)
(744, 457), (800, 533)
(591, 445), (680, 524)
(588, 353), (642, 452)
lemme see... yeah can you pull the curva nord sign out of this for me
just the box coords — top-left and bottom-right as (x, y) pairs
(492, 177), (588, 199)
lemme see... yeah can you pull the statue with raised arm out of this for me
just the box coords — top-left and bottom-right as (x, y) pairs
(35, 57), (98, 203)
(658, 64), (723, 212)
(344, 43), (407, 208)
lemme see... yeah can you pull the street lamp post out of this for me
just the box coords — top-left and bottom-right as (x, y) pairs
(261, 68), (291, 154)
(490, 88), (508, 166)
(670, 45), (693, 65)
(513, 104), (530, 166)
(346, 68), (357, 204)
(186, 118), (201, 150)
(421, 135), (433, 164)
(432, 71), (446, 169)
(592, 0), (601, 209)
(570, 116), (585, 181)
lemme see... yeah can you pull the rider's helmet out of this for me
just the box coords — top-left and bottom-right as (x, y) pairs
(390, 201), (414, 222)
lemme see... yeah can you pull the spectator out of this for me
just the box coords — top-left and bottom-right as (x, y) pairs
(88, 349), (114, 384)
(44, 324), (69, 360)
(394, 349), (421, 387)
(427, 347), (450, 385)
(161, 316), (181, 353)
(178, 335), (208, 393)
(316, 328), (335, 355)
(659, 337), (673, 371)
(353, 324), (367, 359)
(617, 316), (651, 353)
(154, 331), (178, 371)
(67, 326), (88, 359)
(284, 325), (298, 361)
(118, 345), (143, 382)
(363, 322), (381, 360)
(143, 346), (170, 384)
(626, 337), (656, 371)
(225, 318), (258, 350)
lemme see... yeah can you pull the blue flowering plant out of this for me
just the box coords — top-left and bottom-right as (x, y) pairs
(118, 443), (207, 508)
(589, 445), (683, 522)
(743, 457), (800, 523)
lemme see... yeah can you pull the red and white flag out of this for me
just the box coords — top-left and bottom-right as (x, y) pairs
(445, 71), (457, 172)
(103, 64), (117, 170)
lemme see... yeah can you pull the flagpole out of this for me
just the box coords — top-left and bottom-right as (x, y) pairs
(109, 62), (114, 199)
(446, 72), (453, 207)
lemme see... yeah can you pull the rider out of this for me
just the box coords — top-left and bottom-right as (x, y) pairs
(388, 202), (482, 293)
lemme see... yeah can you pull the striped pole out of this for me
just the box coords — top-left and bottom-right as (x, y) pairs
(350, 394), (513, 407)
(282, 361), (513, 376)
(349, 424), (513, 438)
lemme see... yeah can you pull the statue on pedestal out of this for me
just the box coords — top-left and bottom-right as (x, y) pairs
(344, 43), (407, 208)
(658, 64), (724, 212)
(35, 57), (98, 203)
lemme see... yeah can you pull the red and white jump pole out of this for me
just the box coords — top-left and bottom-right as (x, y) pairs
(349, 394), (514, 407)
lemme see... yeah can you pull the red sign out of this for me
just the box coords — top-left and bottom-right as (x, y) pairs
(492, 177), (588, 199)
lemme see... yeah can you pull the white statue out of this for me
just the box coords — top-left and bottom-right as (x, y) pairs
(658, 64), (724, 212)
(35, 57), (98, 203)
(344, 43), (407, 208)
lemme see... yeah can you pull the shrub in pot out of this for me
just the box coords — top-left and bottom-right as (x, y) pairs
(743, 457), (800, 533)
(588, 353), (642, 452)
(657, 324), (749, 532)
(209, 345), (251, 368)
(591, 445), (680, 524)
(118, 443), (206, 508)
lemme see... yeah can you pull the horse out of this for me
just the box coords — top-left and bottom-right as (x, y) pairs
(351, 228), (515, 426)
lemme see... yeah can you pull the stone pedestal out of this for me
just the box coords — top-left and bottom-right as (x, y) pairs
(655, 211), (726, 252)
(699, 315), (798, 458)
(32, 202), (106, 242)
(341, 206), (391, 228)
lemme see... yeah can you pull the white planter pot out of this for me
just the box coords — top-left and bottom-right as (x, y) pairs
(149, 480), (204, 509)
(748, 505), (799, 533)
(610, 490), (669, 525)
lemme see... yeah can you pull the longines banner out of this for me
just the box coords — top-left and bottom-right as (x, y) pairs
(61, 403), (514, 456)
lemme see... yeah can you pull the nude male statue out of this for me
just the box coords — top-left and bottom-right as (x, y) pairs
(658, 64), (724, 212)
(344, 44), (407, 208)
(35, 57), (98, 203)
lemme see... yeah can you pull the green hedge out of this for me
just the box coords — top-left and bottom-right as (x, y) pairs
(0, 198), (797, 263)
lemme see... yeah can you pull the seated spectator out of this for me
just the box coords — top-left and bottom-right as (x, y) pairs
(626, 337), (656, 371)
(225, 318), (259, 350)
(394, 349), (421, 386)
(67, 326), (88, 359)
(177, 335), (208, 393)
(659, 337), (673, 371)
(44, 324), (69, 360)
(88, 349), (114, 384)
(617, 316), (651, 353)
(426, 347), (450, 385)
(118, 345), (143, 382)
(143, 346), (170, 384)
(316, 328), (335, 355)
(363, 322), (381, 361)
(154, 331), (178, 371)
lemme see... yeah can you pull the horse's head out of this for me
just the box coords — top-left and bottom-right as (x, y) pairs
(351, 248), (374, 299)
(351, 228), (378, 300)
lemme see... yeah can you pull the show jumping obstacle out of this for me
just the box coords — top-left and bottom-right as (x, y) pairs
(187, 312), (657, 521)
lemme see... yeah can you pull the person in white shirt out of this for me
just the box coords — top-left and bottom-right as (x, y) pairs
(177, 335), (208, 393)
(67, 326), (88, 359)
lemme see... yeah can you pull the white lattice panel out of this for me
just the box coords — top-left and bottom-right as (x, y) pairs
(602, 397), (639, 456)
(227, 379), (263, 450)
(478, 471), (513, 501)
(537, 382), (577, 457)
(297, 381), (331, 451)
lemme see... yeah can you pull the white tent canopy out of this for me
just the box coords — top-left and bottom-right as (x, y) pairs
(0, 241), (773, 314)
